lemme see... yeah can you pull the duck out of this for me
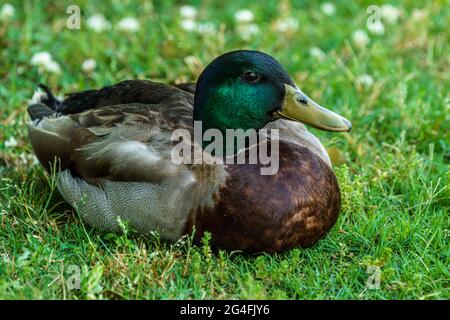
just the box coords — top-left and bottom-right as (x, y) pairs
(27, 50), (351, 253)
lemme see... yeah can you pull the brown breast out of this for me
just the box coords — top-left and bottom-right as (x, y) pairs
(185, 140), (341, 253)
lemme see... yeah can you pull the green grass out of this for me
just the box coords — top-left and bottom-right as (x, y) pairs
(0, 0), (449, 299)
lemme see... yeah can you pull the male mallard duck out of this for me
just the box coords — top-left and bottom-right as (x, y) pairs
(28, 50), (351, 253)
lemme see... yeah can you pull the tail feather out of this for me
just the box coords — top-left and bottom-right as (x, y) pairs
(28, 84), (64, 121)
(28, 103), (55, 121)
(37, 84), (63, 111)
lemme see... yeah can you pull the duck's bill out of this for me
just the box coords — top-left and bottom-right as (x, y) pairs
(274, 84), (352, 132)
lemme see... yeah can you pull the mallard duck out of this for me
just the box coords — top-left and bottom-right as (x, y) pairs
(28, 50), (351, 253)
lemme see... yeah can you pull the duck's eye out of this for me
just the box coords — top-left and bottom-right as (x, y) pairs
(242, 71), (260, 83)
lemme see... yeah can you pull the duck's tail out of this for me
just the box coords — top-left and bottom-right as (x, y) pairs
(27, 84), (76, 172)
(28, 84), (63, 121)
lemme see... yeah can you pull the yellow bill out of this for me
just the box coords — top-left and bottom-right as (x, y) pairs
(274, 84), (352, 132)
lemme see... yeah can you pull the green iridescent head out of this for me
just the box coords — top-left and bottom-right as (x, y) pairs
(193, 50), (352, 134)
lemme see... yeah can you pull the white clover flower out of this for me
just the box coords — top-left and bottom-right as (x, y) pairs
(18, 153), (38, 166)
(81, 58), (97, 73)
(381, 4), (401, 24)
(234, 9), (254, 23)
(180, 19), (197, 31)
(4, 136), (18, 148)
(309, 47), (326, 61)
(19, 152), (27, 165)
(0, 3), (15, 21)
(179, 5), (197, 19)
(411, 9), (427, 21)
(32, 155), (40, 166)
(368, 20), (385, 35)
(45, 60), (61, 73)
(183, 55), (203, 72)
(87, 14), (111, 33)
(184, 55), (199, 67)
(180, 20), (195, 32)
(30, 51), (60, 73)
(275, 17), (299, 33)
(117, 17), (140, 32)
(197, 22), (215, 35)
(29, 89), (46, 104)
(357, 74), (374, 88)
(352, 29), (370, 48)
(31, 51), (53, 66)
(320, 3), (336, 16)
(238, 23), (259, 41)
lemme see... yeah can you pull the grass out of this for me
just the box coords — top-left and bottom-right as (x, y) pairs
(0, 0), (449, 299)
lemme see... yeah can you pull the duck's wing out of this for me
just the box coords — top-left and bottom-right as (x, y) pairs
(28, 81), (228, 239)
(173, 82), (196, 94)
(59, 80), (195, 114)
(28, 81), (195, 182)
(35, 102), (205, 239)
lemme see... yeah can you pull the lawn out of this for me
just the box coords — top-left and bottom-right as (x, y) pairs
(0, 0), (448, 299)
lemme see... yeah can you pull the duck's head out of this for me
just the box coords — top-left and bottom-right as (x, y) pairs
(194, 50), (351, 133)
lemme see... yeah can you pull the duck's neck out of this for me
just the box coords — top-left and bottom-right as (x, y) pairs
(193, 100), (266, 156)
(193, 83), (273, 136)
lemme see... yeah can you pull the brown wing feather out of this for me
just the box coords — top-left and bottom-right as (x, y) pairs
(61, 80), (195, 114)
(30, 81), (196, 182)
